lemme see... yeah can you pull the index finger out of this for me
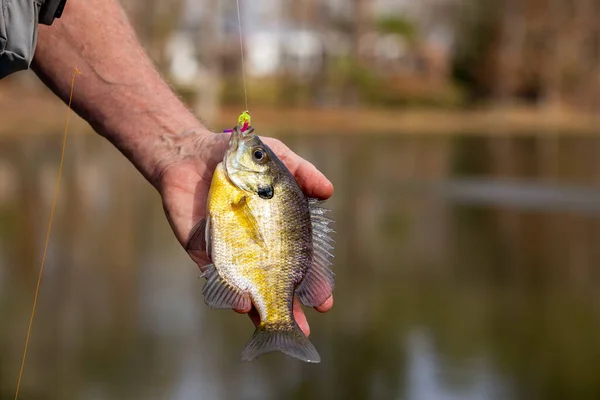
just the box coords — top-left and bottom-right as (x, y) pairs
(292, 159), (334, 200)
(262, 138), (334, 200)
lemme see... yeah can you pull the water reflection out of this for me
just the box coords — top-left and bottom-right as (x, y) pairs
(1, 132), (600, 399)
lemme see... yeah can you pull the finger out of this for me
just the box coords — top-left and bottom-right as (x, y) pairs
(293, 296), (310, 337)
(314, 295), (333, 313)
(234, 303), (253, 314)
(263, 138), (334, 200)
(247, 306), (261, 326)
(293, 159), (334, 200)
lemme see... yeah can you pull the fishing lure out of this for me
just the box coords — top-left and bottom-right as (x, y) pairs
(223, 110), (252, 133)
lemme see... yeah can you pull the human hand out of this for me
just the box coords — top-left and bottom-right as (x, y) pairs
(156, 130), (334, 336)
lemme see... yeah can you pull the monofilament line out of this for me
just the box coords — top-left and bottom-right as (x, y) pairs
(14, 67), (81, 400)
(236, 0), (248, 110)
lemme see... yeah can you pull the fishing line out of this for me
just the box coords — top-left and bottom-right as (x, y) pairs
(14, 67), (81, 400)
(236, 0), (248, 111)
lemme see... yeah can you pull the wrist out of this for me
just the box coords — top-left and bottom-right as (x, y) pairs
(149, 126), (217, 188)
(144, 126), (215, 189)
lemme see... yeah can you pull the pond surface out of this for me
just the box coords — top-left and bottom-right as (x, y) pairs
(1, 132), (600, 400)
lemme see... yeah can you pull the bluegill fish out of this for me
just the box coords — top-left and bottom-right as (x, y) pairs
(187, 123), (334, 363)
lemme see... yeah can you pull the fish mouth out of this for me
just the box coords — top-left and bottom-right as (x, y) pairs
(227, 126), (255, 153)
(223, 126), (259, 185)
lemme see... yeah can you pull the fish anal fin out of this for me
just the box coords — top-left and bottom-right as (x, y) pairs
(202, 264), (250, 310)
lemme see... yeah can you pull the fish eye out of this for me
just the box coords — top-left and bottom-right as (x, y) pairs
(252, 148), (267, 163)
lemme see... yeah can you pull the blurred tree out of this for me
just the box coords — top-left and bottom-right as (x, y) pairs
(453, 0), (600, 112)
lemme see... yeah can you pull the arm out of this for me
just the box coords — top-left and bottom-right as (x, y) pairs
(32, 0), (202, 187)
(31, 0), (334, 332)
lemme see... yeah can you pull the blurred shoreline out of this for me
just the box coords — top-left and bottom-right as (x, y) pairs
(2, 83), (600, 137)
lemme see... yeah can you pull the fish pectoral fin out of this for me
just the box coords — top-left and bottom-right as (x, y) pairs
(296, 199), (336, 307)
(201, 264), (251, 310)
(231, 195), (265, 246)
(186, 218), (207, 252)
(186, 216), (212, 258)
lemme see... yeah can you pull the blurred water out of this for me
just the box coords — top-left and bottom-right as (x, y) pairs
(2, 132), (600, 400)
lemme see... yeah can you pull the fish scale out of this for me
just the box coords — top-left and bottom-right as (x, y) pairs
(209, 162), (311, 324)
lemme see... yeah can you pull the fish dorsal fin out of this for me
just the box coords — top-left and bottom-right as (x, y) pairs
(231, 195), (265, 246)
(296, 199), (335, 307)
(201, 264), (251, 310)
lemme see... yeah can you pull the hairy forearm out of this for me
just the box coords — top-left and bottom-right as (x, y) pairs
(31, 0), (208, 186)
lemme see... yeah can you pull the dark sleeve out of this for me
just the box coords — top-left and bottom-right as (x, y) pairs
(39, 0), (66, 25)
(0, 0), (66, 79)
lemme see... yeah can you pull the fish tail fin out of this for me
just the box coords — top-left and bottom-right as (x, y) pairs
(241, 323), (321, 363)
